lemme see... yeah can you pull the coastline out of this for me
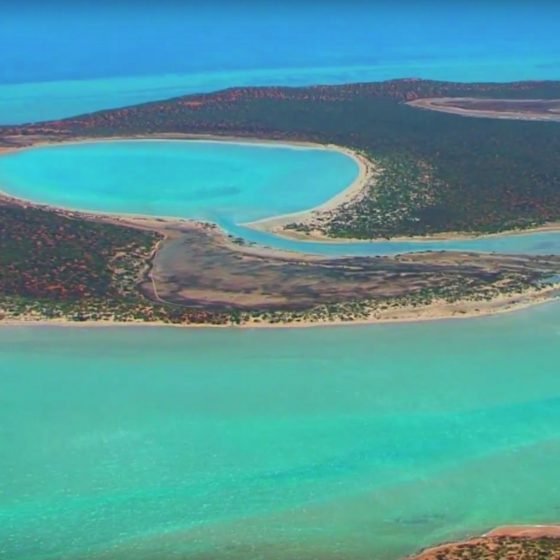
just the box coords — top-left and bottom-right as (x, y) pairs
(2, 285), (558, 330)
(0, 134), (369, 229)
(244, 146), (374, 232)
(484, 525), (560, 538)
(254, 219), (560, 244)
(0, 133), (342, 158)
(2, 135), (560, 330)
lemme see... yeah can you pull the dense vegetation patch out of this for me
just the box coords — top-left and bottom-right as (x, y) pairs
(0, 203), (229, 324)
(0, 203), (157, 299)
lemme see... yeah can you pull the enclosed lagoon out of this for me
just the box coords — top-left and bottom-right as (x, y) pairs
(0, 140), (359, 225)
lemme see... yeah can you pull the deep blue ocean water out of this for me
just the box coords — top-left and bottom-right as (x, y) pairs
(1, 2), (560, 124)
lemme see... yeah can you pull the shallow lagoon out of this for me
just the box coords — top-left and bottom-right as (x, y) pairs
(2, 303), (560, 559)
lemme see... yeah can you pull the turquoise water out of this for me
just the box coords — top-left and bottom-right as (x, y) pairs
(230, 223), (560, 257)
(0, 141), (358, 225)
(3, 303), (560, 559)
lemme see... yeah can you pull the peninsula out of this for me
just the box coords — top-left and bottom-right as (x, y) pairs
(2, 78), (560, 327)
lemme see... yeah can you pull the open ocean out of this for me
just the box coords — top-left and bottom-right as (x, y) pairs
(2, 2), (560, 559)
(1, 1), (560, 124)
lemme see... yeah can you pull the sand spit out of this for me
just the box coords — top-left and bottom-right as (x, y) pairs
(407, 97), (560, 122)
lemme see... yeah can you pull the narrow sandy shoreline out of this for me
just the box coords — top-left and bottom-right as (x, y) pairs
(484, 524), (560, 538)
(2, 286), (558, 330)
(244, 146), (374, 232)
(0, 134), (370, 229)
(0, 133), (343, 156)
(269, 220), (560, 244)
(407, 97), (560, 123)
